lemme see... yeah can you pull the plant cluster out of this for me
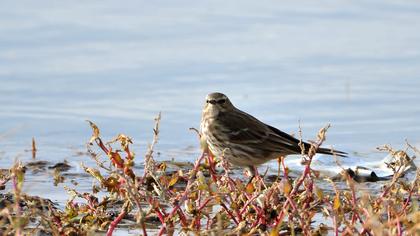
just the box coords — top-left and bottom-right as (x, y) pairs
(0, 114), (419, 235)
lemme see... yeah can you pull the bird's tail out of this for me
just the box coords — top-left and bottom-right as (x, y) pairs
(316, 147), (347, 157)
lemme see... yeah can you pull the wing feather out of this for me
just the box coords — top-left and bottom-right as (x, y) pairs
(218, 110), (302, 155)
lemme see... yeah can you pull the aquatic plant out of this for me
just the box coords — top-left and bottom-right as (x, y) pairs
(0, 114), (418, 235)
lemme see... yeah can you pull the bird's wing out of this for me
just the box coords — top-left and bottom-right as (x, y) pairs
(219, 110), (302, 154)
(267, 124), (347, 157)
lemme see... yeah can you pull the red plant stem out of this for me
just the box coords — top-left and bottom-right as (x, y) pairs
(396, 216), (402, 236)
(285, 196), (298, 212)
(275, 154), (313, 225)
(197, 197), (213, 212)
(141, 222), (148, 236)
(333, 211), (338, 236)
(176, 208), (188, 227)
(358, 208), (374, 235)
(225, 176), (237, 192)
(106, 209), (127, 236)
(155, 208), (166, 225)
(281, 156), (288, 179)
(250, 207), (262, 228)
(387, 205), (391, 225)
(361, 207), (370, 220)
(350, 183), (358, 224)
(11, 173), (23, 236)
(220, 202), (239, 225)
(360, 229), (370, 235)
(146, 196), (167, 231)
(167, 152), (205, 220)
(302, 180), (313, 210)
(376, 164), (404, 205)
(206, 216), (212, 230)
(324, 194), (339, 236)
(400, 181), (416, 215)
(274, 138), (325, 229)
(351, 212), (357, 226)
(193, 216), (201, 231)
(226, 193), (243, 222)
(207, 152), (218, 182)
(95, 138), (109, 154)
(264, 188), (274, 207)
(51, 213), (63, 231)
(290, 160), (312, 196)
(275, 203), (287, 226)
(158, 226), (165, 236)
(12, 176), (22, 215)
(125, 146), (132, 161)
(196, 190), (202, 213)
(250, 217), (259, 228)
(96, 138), (125, 169)
(239, 195), (258, 215)
(347, 200), (365, 228)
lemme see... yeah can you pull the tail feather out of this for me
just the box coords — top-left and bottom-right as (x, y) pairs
(316, 147), (347, 157)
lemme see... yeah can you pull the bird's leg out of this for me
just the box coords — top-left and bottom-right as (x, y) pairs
(277, 157), (282, 181)
(280, 156), (288, 179)
(252, 166), (259, 178)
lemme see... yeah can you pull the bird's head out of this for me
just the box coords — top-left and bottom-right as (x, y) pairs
(203, 92), (234, 117)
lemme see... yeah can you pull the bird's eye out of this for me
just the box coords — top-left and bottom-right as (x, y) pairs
(217, 99), (226, 104)
(207, 100), (217, 105)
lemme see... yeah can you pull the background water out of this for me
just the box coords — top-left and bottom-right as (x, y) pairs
(1, 0), (420, 203)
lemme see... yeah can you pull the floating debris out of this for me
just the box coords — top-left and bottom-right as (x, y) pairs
(48, 161), (72, 172)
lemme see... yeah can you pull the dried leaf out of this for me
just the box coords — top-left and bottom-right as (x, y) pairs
(185, 199), (195, 214)
(269, 222), (281, 236)
(108, 134), (133, 151)
(108, 151), (124, 168)
(196, 171), (206, 184)
(245, 182), (255, 194)
(168, 173), (179, 187)
(230, 201), (238, 210)
(280, 178), (292, 196)
(104, 176), (120, 192)
(159, 175), (169, 187)
(157, 162), (167, 172)
(333, 194), (341, 211)
(214, 195), (222, 204)
(83, 165), (105, 182)
(317, 124), (330, 142)
(231, 221), (246, 234)
(314, 186), (324, 200)
(197, 182), (208, 191)
(86, 120), (100, 144)
(124, 167), (135, 180)
(196, 171), (207, 190)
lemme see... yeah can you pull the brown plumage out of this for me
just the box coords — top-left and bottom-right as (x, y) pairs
(200, 92), (346, 173)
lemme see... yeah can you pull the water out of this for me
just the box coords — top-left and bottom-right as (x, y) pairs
(1, 0), (420, 213)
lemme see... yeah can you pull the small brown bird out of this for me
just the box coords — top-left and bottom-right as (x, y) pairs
(200, 92), (346, 175)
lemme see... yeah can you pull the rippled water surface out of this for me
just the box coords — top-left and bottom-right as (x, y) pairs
(1, 0), (420, 208)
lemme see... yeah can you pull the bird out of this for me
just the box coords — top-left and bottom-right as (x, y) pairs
(200, 92), (346, 176)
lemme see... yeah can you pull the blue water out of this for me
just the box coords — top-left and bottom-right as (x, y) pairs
(1, 0), (420, 205)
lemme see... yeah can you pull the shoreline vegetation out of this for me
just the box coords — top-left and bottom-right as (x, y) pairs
(0, 114), (419, 235)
